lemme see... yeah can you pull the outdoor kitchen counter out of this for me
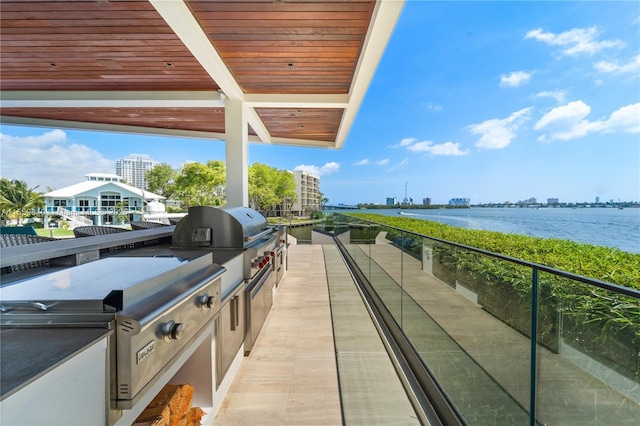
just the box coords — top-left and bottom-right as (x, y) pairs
(0, 326), (112, 399)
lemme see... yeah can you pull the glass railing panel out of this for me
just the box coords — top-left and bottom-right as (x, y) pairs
(400, 240), (531, 423)
(536, 272), (640, 424)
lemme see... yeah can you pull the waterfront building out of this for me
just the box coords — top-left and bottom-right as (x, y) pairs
(449, 197), (470, 207)
(115, 154), (158, 190)
(548, 198), (559, 205)
(386, 197), (397, 206)
(423, 197), (432, 206)
(290, 170), (320, 217)
(43, 173), (164, 227)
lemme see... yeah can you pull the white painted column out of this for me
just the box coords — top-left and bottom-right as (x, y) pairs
(225, 98), (249, 207)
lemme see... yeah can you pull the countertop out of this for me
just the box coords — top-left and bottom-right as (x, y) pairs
(0, 326), (112, 399)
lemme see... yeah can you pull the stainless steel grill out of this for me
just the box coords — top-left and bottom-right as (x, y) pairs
(0, 253), (225, 411)
(171, 206), (286, 353)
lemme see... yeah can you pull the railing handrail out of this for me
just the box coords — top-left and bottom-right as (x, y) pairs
(335, 214), (640, 299)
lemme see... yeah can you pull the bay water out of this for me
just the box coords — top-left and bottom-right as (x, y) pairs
(335, 207), (640, 254)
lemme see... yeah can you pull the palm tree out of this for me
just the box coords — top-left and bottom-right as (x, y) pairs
(0, 178), (45, 225)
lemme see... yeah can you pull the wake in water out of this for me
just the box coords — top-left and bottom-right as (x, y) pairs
(398, 211), (479, 229)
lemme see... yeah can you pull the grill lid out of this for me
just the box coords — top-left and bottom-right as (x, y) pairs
(172, 206), (268, 249)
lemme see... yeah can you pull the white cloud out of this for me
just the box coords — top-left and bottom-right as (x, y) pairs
(426, 103), (442, 111)
(293, 162), (340, 177)
(406, 140), (469, 156)
(593, 103), (640, 134)
(525, 27), (624, 57)
(534, 90), (567, 104)
(386, 158), (409, 172)
(388, 137), (417, 149)
(468, 107), (533, 149)
(392, 137), (469, 156)
(534, 101), (639, 141)
(534, 101), (593, 140)
(594, 54), (640, 74)
(500, 71), (533, 87)
(0, 129), (113, 189)
(353, 158), (389, 166)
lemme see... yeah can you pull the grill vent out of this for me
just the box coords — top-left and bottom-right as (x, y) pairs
(120, 321), (135, 333)
(119, 384), (130, 396)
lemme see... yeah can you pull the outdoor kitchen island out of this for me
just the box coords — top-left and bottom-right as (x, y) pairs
(0, 207), (286, 425)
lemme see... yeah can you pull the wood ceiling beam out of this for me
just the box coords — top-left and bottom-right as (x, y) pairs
(244, 94), (349, 109)
(149, 0), (242, 101)
(0, 115), (226, 141)
(150, 0), (273, 144)
(0, 91), (225, 108)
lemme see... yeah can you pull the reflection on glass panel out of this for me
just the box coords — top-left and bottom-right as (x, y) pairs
(401, 241), (531, 423)
(536, 272), (640, 424)
(360, 226), (403, 319)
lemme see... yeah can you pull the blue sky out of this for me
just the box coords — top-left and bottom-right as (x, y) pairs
(1, 1), (639, 205)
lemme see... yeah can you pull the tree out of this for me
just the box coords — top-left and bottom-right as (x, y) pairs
(318, 192), (329, 211)
(0, 178), (44, 225)
(248, 163), (280, 214)
(174, 160), (226, 207)
(248, 163), (296, 217)
(273, 169), (297, 217)
(146, 163), (178, 198)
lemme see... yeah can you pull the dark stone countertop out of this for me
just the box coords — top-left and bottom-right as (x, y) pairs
(0, 326), (112, 400)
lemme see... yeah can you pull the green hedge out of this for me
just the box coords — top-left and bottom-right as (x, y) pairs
(346, 213), (640, 379)
(347, 213), (640, 290)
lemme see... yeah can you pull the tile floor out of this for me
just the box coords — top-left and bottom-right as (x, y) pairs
(214, 243), (419, 425)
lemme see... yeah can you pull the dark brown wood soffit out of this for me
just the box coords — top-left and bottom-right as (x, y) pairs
(0, 1), (216, 91)
(187, 0), (375, 95)
(0, 1), (376, 143)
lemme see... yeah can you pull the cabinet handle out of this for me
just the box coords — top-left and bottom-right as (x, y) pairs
(235, 295), (240, 327)
(230, 295), (238, 331)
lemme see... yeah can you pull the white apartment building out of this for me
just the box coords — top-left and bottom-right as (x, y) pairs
(290, 170), (320, 216)
(115, 154), (158, 190)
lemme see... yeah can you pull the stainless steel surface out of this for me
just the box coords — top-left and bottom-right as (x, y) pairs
(115, 258), (223, 408)
(1, 257), (188, 307)
(171, 205), (287, 361)
(0, 250), (226, 412)
(0, 226), (174, 269)
(216, 282), (245, 387)
(172, 206), (268, 249)
(244, 262), (275, 354)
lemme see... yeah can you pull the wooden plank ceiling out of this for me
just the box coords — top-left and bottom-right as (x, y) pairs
(0, 0), (403, 148)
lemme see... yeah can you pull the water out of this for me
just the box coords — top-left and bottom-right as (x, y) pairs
(331, 207), (640, 253)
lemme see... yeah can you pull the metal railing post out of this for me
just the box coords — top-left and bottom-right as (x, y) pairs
(530, 268), (539, 426)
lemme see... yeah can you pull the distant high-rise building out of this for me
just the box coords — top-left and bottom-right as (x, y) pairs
(115, 154), (157, 190)
(423, 198), (431, 206)
(547, 198), (559, 205)
(595, 196), (600, 204)
(386, 197), (397, 206)
(449, 198), (470, 207)
(517, 197), (537, 205)
(291, 170), (320, 216)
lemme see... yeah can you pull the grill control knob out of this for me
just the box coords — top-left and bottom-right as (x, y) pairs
(161, 320), (185, 341)
(197, 294), (216, 309)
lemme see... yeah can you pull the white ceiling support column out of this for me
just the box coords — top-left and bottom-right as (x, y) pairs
(225, 99), (249, 208)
